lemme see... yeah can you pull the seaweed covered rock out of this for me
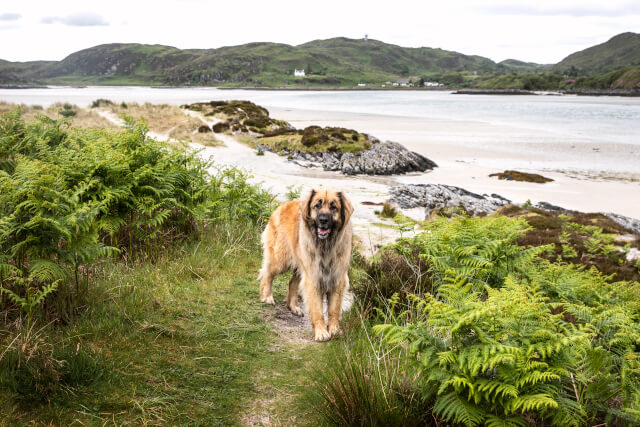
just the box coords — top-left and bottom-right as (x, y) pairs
(489, 170), (554, 183)
(389, 184), (511, 217)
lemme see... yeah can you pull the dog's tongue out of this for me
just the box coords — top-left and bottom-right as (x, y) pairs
(318, 227), (330, 236)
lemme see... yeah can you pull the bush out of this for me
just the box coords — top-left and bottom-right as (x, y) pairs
(0, 111), (274, 322)
(380, 201), (397, 218)
(90, 99), (113, 108)
(366, 215), (640, 425)
(212, 121), (230, 133)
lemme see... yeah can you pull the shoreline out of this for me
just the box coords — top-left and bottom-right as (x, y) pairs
(3, 84), (639, 97)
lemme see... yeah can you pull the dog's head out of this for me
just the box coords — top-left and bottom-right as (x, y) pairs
(301, 189), (353, 241)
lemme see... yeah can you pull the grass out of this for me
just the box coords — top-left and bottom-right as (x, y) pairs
(0, 102), (118, 129)
(0, 225), (329, 425)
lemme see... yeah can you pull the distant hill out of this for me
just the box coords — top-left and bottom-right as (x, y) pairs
(553, 32), (640, 75)
(0, 38), (502, 87)
(1, 33), (639, 88)
(498, 59), (546, 73)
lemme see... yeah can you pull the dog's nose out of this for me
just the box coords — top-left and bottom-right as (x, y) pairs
(318, 214), (330, 226)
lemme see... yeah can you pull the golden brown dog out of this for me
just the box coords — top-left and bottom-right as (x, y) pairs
(259, 189), (353, 341)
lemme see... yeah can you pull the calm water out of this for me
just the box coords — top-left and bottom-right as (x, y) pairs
(1, 86), (639, 148)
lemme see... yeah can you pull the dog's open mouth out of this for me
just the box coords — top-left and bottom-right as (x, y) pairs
(317, 227), (331, 239)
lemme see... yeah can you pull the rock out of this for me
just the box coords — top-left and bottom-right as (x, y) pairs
(389, 184), (511, 219)
(605, 213), (640, 235)
(322, 152), (341, 171)
(334, 141), (437, 176)
(614, 234), (637, 243)
(626, 248), (640, 263)
(535, 201), (564, 211)
(489, 170), (553, 183)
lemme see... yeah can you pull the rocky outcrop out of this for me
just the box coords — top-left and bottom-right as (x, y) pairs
(256, 141), (437, 176)
(389, 184), (511, 218)
(337, 141), (437, 175)
(605, 213), (640, 235)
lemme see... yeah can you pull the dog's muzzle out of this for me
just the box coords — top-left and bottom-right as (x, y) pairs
(317, 214), (332, 239)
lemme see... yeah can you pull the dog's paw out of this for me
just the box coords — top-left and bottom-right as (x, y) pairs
(314, 328), (331, 342)
(289, 305), (304, 317)
(260, 295), (275, 305)
(328, 324), (341, 336)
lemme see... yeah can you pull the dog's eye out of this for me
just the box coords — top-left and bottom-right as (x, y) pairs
(315, 200), (322, 209)
(330, 203), (337, 211)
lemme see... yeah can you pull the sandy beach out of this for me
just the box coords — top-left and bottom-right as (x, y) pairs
(180, 106), (640, 253)
(267, 107), (640, 217)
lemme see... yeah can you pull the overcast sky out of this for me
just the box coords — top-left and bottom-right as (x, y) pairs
(1, 0), (638, 64)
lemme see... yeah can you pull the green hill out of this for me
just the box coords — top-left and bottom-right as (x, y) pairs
(1, 38), (502, 87)
(553, 32), (640, 75)
(1, 33), (639, 88)
(498, 59), (546, 73)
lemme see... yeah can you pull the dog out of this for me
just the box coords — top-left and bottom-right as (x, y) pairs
(259, 189), (353, 341)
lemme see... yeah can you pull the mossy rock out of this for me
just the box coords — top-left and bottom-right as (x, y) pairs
(489, 170), (553, 183)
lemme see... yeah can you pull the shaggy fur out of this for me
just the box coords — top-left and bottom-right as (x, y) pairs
(259, 189), (353, 341)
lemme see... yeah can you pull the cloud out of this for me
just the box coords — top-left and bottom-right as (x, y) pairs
(0, 13), (21, 21)
(479, 3), (640, 17)
(41, 13), (108, 27)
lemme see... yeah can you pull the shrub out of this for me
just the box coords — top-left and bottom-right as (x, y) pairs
(212, 121), (230, 133)
(90, 99), (113, 108)
(375, 272), (593, 426)
(59, 103), (76, 118)
(392, 216), (548, 291)
(0, 111), (274, 322)
(366, 214), (640, 425)
(380, 201), (397, 218)
(284, 185), (302, 201)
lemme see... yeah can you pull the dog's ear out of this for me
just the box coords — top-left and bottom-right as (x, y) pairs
(338, 192), (353, 226)
(300, 189), (316, 222)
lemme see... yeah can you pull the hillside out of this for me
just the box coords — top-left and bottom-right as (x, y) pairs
(1, 33), (639, 88)
(553, 32), (640, 75)
(1, 38), (501, 87)
(498, 59), (546, 72)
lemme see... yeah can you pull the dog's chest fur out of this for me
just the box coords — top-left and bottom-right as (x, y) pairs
(300, 228), (350, 295)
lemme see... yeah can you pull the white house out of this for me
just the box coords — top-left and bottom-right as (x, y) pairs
(294, 69), (305, 77)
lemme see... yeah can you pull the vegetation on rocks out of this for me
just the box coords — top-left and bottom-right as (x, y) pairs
(255, 125), (373, 155)
(182, 100), (291, 134)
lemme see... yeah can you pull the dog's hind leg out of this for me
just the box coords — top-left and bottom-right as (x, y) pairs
(287, 269), (303, 316)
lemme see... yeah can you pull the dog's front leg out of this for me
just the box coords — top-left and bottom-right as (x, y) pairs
(303, 276), (330, 341)
(327, 274), (347, 336)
